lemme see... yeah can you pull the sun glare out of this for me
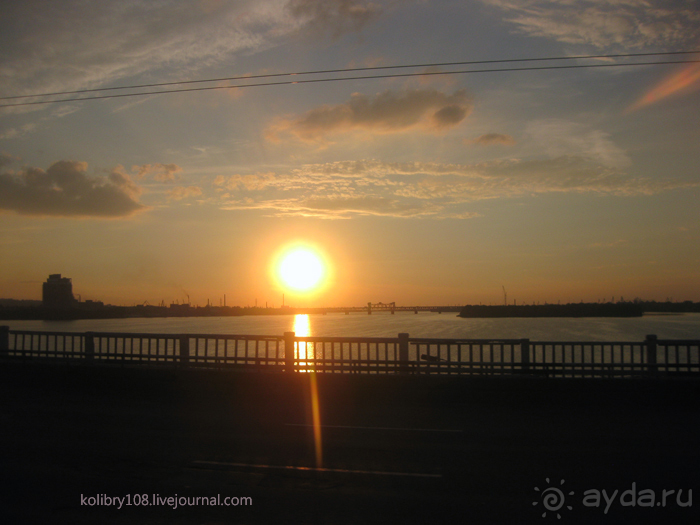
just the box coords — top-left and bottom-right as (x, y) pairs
(278, 247), (326, 293)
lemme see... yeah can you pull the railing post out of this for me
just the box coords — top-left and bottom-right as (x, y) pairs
(521, 338), (530, 374)
(398, 333), (409, 374)
(0, 326), (9, 355)
(645, 334), (658, 377)
(84, 332), (95, 360)
(179, 335), (190, 366)
(284, 331), (296, 374)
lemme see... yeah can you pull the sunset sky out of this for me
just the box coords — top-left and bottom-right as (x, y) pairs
(1, 0), (699, 307)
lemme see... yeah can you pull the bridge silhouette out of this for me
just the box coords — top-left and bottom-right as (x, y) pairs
(305, 302), (464, 315)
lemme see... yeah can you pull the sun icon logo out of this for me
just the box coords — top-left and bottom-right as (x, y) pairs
(533, 478), (574, 519)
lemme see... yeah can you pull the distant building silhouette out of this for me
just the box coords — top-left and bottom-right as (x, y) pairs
(42, 274), (76, 309)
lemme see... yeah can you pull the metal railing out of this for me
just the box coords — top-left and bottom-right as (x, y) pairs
(1, 327), (698, 378)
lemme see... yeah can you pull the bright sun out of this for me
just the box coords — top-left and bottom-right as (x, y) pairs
(278, 248), (325, 292)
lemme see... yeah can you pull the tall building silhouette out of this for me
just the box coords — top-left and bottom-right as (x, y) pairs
(42, 274), (76, 308)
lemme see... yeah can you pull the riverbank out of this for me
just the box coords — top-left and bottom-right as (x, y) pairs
(3, 299), (700, 321)
(1, 361), (699, 524)
(458, 302), (644, 318)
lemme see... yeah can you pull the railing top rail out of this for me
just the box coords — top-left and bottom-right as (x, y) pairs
(408, 338), (526, 344)
(7, 329), (285, 340)
(293, 336), (399, 344)
(151, 333), (283, 341)
(8, 330), (87, 337)
(531, 340), (647, 346)
(90, 332), (183, 339)
(656, 339), (700, 345)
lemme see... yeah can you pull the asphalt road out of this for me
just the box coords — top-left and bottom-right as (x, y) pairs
(1, 361), (699, 524)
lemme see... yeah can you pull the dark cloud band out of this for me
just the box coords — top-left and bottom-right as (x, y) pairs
(0, 160), (146, 218)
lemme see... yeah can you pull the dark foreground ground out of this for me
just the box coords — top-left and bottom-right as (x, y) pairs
(1, 360), (699, 524)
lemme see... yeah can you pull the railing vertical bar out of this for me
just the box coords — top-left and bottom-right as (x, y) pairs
(674, 345), (679, 372)
(5, 331), (699, 377)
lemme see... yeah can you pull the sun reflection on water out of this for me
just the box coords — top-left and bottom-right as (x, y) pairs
(293, 313), (311, 337)
(294, 314), (313, 365)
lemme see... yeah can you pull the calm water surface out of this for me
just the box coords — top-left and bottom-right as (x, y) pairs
(4, 312), (700, 341)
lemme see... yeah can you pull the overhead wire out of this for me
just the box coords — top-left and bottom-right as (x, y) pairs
(2, 50), (699, 101)
(1, 52), (699, 109)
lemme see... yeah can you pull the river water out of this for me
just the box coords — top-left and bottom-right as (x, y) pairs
(4, 311), (700, 342)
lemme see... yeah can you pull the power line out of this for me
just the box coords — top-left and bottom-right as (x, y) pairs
(2, 50), (698, 102)
(1, 57), (698, 109)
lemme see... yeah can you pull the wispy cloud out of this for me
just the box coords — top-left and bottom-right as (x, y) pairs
(0, 0), (381, 115)
(286, 0), (384, 38)
(525, 119), (631, 168)
(467, 133), (516, 146)
(223, 195), (444, 219)
(0, 124), (36, 140)
(0, 2), (262, 99)
(132, 163), (182, 182)
(0, 152), (20, 168)
(0, 160), (146, 218)
(167, 186), (203, 201)
(266, 88), (473, 142)
(0, 0), (381, 116)
(213, 157), (697, 218)
(483, 0), (700, 49)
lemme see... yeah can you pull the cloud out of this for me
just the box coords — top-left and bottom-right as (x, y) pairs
(266, 88), (473, 142)
(51, 105), (81, 118)
(286, 0), (383, 38)
(294, 194), (439, 217)
(214, 172), (276, 191)
(525, 119), (631, 168)
(0, 152), (20, 169)
(213, 157), (698, 218)
(467, 133), (516, 146)
(167, 186), (203, 200)
(483, 0), (700, 49)
(0, 1), (299, 111)
(0, 160), (146, 218)
(221, 195), (444, 219)
(108, 166), (142, 198)
(0, 0), (388, 115)
(132, 163), (182, 182)
(0, 124), (37, 140)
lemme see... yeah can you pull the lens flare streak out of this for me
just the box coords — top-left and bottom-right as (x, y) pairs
(292, 314), (323, 468)
(309, 371), (323, 469)
(627, 62), (700, 112)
